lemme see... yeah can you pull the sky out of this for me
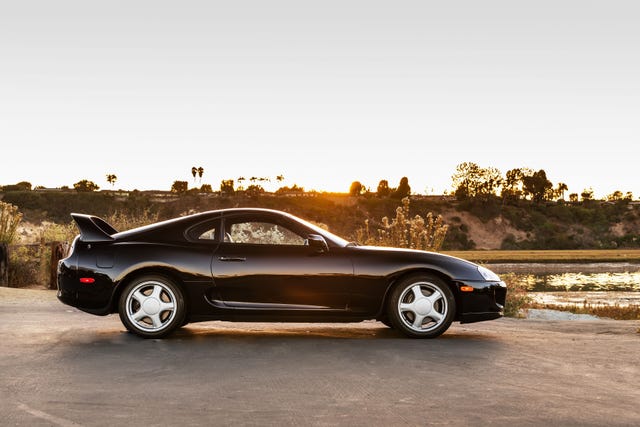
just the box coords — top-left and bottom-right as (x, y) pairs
(1, 0), (639, 197)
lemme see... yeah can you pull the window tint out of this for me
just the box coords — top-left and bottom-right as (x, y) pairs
(227, 221), (305, 245)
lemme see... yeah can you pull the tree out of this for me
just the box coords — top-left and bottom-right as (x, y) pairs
(391, 177), (411, 199)
(501, 168), (525, 201)
(569, 193), (579, 203)
(522, 169), (553, 202)
(106, 174), (117, 188)
(237, 177), (246, 191)
(581, 188), (594, 202)
(607, 190), (624, 202)
(197, 167), (204, 182)
(451, 163), (500, 200)
(245, 184), (265, 197)
(220, 179), (235, 195)
(376, 180), (390, 197)
(276, 175), (285, 183)
(200, 184), (213, 193)
(275, 184), (304, 194)
(556, 182), (568, 200)
(349, 181), (364, 196)
(74, 180), (100, 192)
(191, 167), (197, 181)
(1, 181), (32, 192)
(171, 180), (188, 193)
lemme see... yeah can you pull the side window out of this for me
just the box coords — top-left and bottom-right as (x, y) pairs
(189, 219), (220, 242)
(227, 221), (305, 245)
(198, 226), (217, 240)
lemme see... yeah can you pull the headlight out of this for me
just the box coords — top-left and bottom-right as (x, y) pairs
(477, 266), (501, 282)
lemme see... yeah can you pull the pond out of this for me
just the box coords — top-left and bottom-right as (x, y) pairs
(488, 263), (640, 292)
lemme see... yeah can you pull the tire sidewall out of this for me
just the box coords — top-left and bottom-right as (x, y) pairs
(388, 273), (455, 338)
(118, 274), (185, 338)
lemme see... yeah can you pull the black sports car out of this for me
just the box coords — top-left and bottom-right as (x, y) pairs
(57, 208), (506, 339)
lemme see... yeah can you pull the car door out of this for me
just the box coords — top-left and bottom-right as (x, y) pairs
(211, 214), (353, 312)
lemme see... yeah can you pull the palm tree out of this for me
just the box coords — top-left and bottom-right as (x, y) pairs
(191, 167), (197, 182)
(197, 167), (204, 183)
(106, 174), (117, 188)
(556, 182), (568, 200)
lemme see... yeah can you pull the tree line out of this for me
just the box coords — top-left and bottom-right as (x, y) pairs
(1, 162), (635, 202)
(450, 162), (633, 203)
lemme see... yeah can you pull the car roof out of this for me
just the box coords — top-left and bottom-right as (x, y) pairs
(111, 208), (309, 242)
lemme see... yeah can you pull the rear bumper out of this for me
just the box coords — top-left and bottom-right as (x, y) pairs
(57, 258), (113, 316)
(457, 280), (506, 324)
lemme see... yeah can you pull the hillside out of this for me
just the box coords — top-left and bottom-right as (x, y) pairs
(2, 190), (640, 250)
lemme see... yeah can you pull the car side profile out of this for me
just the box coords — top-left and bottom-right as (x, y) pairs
(57, 208), (506, 338)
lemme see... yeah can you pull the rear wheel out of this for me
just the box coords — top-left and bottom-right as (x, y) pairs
(118, 275), (185, 338)
(387, 274), (455, 338)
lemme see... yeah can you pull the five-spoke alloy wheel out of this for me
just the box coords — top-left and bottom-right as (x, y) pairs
(118, 275), (185, 338)
(388, 274), (455, 338)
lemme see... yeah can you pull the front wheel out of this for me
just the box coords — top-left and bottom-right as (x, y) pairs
(387, 274), (455, 338)
(118, 275), (186, 338)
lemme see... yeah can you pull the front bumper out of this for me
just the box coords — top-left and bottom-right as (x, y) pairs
(456, 280), (507, 324)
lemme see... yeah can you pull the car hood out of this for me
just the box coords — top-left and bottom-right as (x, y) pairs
(350, 245), (488, 281)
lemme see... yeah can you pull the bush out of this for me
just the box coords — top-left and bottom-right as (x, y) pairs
(357, 197), (448, 251)
(501, 273), (533, 317)
(105, 209), (159, 232)
(8, 244), (44, 287)
(41, 222), (77, 245)
(0, 201), (23, 244)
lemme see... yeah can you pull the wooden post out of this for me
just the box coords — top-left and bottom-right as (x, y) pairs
(0, 243), (7, 287)
(49, 242), (66, 290)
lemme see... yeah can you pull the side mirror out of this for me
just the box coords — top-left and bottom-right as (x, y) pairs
(307, 234), (329, 253)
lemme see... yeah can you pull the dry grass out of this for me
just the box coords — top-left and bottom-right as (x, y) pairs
(443, 249), (640, 263)
(501, 273), (533, 317)
(529, 301), (640, 320)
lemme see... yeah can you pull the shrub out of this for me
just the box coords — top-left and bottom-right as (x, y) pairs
(8, 244), (44, 287)
(105, 209), (159, 232)
(41, 222), (77, 245)
(357, 197), (448, 251)
(501, 273), (533, 317)
(0, 201), (23, 244)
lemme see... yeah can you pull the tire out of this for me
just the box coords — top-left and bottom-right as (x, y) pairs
(380, 317), (395, 329)
(118, 275), (186, 339)
(387, 274), (455, 338)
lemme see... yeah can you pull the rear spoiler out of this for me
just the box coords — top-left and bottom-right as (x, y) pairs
(71, 213), (118, 242)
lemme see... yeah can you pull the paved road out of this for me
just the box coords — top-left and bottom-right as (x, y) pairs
(1, 288), (639, 426)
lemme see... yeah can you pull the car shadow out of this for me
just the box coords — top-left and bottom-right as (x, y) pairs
(170, 322), (496, 341)
(77, 321), (504, 347)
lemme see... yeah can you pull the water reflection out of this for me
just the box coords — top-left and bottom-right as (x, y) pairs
(509, 272), (640, 292)
(488, 263), (640, 292)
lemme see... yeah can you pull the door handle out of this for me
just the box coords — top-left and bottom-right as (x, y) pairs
(218, 256), (246, 262)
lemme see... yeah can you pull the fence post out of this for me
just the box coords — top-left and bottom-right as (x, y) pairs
(49, 242), (66, 290)
(0, 243), (7, 287)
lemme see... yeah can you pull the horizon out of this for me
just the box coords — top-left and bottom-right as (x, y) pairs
(2, 1), (639, 198)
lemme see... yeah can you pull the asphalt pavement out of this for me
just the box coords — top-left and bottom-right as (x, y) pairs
(1, 288), (639, 426)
